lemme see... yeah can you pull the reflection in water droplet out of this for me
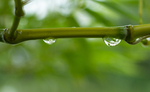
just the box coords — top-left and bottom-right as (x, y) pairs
(142, 37), (150, 47)
(43, 38), (56, 45)
(103, 37), (121, 47)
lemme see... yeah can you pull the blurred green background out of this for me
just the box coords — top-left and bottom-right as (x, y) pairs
(0, 0), (150, 92)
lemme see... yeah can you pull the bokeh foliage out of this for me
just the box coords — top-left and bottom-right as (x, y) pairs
(0, 0), (150, 92)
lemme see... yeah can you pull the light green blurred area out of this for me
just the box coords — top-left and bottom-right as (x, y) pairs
(1, 0), (150, 92)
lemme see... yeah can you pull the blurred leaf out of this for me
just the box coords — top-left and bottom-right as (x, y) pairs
(95, 1), (139, 22)
(85, 8), (113, 26)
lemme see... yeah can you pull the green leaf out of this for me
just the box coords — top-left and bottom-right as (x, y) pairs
(85, 8), (113, 26)
(95, 1), (139, 22)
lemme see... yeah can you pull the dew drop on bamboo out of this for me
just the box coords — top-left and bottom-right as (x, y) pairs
(43, 38), (56, 45)
(142, 37), (150, 47)
(103, 37), (121, 47)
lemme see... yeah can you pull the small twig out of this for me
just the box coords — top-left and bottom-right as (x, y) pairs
(5, 0), (24, 42)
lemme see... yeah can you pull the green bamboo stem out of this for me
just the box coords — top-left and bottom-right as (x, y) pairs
(1, 24), (150, 44)
(3, 26), (127, 44)
(125, 24), (150, 44)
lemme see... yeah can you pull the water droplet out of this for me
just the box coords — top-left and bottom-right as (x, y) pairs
(103, 37), (121, 47)
(142, 37), (150, 47)
(43, 38), (56, 45)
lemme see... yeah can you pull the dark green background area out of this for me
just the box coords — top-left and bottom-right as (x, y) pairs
(0, 0), (150, 92)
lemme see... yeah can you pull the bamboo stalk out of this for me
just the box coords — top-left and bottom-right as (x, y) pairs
(3, 26), (127, 44)
(125, 24), (150, 44)
(1, 24), (150, 44)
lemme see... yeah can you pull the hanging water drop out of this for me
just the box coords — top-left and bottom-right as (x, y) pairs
(141, 37), (150, 47)
(43, 38), (56, 45)
(103, 37), (121, 47)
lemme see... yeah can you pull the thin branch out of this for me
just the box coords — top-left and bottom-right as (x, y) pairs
(6, 0), (24, 41)
(8, 16), (21, 38)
